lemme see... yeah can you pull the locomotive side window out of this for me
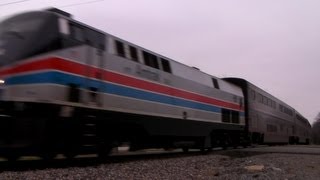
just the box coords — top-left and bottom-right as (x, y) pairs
(231, 111), (239, 124)
(70, 24), (85, 42)
(115, 40), (125, 57)
(212, 78), (219, 89)
(129, 46), (138, 62)
(222, 109), (239, 124)
(143, 51), (159, 69)
(161, 58), (172, 73)
(221, 109), (230, 123)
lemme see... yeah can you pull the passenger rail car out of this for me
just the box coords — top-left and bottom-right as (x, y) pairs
(294, 111), (311, 144)
(223, 78), (311, 145)
(0, 9), (246, 159)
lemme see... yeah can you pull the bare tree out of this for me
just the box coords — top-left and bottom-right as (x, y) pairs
(312, 113), (320, 144)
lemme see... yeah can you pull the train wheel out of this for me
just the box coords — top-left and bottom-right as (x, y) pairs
(182, 147), (189, 153)
(41, 152), (56, 162)
(200, 147), (210, 154)
(198, 137), (208, 154)
(221, 134), (231, 150)
(6, 154), (19, 162)
(64, 153), (77, 160)
(306, 139), (310, 145)
(97, 142), (112, 160)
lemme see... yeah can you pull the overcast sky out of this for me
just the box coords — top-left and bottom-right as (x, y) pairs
(1, 0), (320, 123)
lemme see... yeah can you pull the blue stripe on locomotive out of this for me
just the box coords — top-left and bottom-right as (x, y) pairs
(6, 71), (244, 116)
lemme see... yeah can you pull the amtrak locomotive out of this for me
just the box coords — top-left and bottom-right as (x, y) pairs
(0, 8), (311, 160)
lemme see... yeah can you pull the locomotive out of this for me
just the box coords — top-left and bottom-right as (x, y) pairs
(0, 8), (311, 160)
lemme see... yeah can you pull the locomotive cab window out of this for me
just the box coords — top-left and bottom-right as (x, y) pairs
(85, 28), (105, 50)
(63, 22), (105, 50)
(70, 23), (85, 42)
(64, 22), (86, 47)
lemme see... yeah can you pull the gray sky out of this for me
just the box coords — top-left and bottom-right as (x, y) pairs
(1, 0), (320, 123)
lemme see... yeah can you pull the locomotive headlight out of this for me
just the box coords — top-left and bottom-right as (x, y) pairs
(0, 79), (4, 84)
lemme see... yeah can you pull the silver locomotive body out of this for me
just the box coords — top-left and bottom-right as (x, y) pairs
(0, 9), (246, 158)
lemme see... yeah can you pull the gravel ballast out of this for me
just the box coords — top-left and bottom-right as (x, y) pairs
(1, 152), (320, 179)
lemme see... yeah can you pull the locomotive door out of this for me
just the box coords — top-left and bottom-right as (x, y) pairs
(84, 29), (105, 106)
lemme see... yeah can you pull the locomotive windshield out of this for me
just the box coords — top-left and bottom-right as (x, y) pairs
(0, 11), (61, 65)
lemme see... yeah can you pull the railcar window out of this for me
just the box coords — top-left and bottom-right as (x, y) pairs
(258, 94), (263, 103)
(272, 101), (276, 109)
(212, 78), (219, 89)
(161, 58), (172, 73)
(263, 96), (268, 105)
(251, 90), (256, 100)
(296, 114), (307, 124)
(129, 46), (138, 62)
(279, 104), (293, 116)
(115, 40), (125, 57)
(267, 99), (272, 107)
(279, 104), (284, 112)
(267, 124), (277, 132)
(143, 51), (159, 69)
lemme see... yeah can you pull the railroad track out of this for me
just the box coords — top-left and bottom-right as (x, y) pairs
(0, 147), (229, 171)
(0, 145), (316, 172)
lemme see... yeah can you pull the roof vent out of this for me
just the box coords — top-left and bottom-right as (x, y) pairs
(45, 8), (72, 18)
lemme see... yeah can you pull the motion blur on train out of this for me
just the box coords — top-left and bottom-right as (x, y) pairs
(0, 8), (311, 160)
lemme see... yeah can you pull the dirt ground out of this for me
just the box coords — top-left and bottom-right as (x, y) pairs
(1, 145), (320, 179)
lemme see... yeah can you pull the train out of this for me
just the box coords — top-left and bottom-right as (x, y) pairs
(0, 8), (311, 160)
